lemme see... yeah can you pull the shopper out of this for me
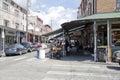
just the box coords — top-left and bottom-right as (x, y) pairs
(35, 43), (40, 59)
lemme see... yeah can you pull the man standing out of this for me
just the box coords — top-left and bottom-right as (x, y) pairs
(35, 43), (40, 59)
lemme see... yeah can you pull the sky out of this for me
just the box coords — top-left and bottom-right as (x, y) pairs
(13, 0), (81, 30)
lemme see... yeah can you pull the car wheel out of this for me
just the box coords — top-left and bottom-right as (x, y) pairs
(19, 51), (22, 55)
(28, 48), (32, 52)
(5, 54), (9, 56)
(30, 49), (32, 52)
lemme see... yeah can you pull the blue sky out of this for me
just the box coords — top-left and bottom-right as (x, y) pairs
(30, 0), (80, 11)
(14, 0), (81, 30)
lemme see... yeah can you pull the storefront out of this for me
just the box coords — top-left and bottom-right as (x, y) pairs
(61, 12), (120, 62)
(5, 29), (16, 45)
(28, 33), (33, 42)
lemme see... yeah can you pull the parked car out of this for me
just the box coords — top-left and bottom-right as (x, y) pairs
(5, 44), (27, 56)
(21, 42), (35, 52)
(0, 52), (2, 57)
(112, 50), (120, 65)
(112, 41), (120, 65)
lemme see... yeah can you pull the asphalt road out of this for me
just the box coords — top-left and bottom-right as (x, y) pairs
(0, 51), (120, 80)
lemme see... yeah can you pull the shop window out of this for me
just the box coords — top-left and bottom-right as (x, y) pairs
(112, 31), (120, 46)
(97, 25), (107, 46)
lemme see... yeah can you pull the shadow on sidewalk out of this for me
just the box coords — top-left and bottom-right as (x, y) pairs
(61, 47), (94, 62)
(61, 55), (94, 62)
(107, 66), (120, 71)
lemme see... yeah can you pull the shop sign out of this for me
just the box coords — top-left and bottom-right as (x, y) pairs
(2, 30), (5, 38)
(5, 30), (16, 36)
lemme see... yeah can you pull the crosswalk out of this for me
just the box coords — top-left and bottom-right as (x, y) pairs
(41, 62), (120, 80)
(0, 54), (120, 80)
(0, 55), (49, 62)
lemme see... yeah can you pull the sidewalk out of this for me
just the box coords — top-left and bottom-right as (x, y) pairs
(60, 47), (119, 66)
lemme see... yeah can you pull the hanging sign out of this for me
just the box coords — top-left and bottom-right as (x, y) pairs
(2, 30), (5, 38)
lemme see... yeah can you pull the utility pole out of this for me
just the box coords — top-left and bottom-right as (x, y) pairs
(26, 0), (29, 41)
(2, 26), (5, 57)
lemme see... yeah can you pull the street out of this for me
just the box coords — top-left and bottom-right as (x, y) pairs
(0, 51), (120, 80)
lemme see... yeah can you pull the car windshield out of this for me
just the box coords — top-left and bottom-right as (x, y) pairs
(16, 44), (24, 48)
(22, 42), (30, 47)
(8, 44), (23, 48)
(8, 44), (16, 48)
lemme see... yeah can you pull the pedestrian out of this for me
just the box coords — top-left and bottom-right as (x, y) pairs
(65, 40), (69, 56)
(35, 43), (40, 59)
(14, 40), (17, 44)
(75, 40), (80, 53)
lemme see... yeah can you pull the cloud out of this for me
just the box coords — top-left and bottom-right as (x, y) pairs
(13, 0), (37, 8)
(41, 4), (47, 8)
(13, 0), (78, 31)
(30, 6), (77, 30)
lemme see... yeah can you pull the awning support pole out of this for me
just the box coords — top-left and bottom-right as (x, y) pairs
(107, 20), (112, 62)
(93, 21), (97, 62)
(62, 30), (65, 56)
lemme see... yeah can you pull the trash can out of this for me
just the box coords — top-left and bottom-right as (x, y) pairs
(40, 49), (45, 59)
(97, 46), (107, 62)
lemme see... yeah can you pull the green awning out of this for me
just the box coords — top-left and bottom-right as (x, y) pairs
(61, 12), (120, 30)
(80, 12), (120, 20)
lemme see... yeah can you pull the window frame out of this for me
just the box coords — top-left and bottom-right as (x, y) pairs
(2, 2), (9, 11)
(116, 0), (120, 9)
(14, 9), (19, 16)
(4, 19), (9, 27)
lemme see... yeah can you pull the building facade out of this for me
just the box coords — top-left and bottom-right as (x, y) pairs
(78, 0), (120, 18)
(0, 0), (27, 49)
(28, 16), (44, 43)
(76, 0), (120, 62)
(44, 25), (52, 33)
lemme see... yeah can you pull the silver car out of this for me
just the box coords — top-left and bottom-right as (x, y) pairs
(112, 41), (120, 65)
(112, 50), (120, 65)
(5, 44), (27, 56)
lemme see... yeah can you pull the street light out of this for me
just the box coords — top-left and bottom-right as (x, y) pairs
(2, 26), (5, 56)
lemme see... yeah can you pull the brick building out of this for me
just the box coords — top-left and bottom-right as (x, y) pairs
(78, 0), (120, 18)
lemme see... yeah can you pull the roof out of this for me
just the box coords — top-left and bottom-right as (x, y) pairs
(61, 12), (120, 30)
(51, 32), (63, 39)
(61, 20), (92, 30)
(81, 12), (120, 20)
(42, 28), (63, 36)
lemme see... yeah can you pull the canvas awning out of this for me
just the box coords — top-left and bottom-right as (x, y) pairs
(42, 28), (63, 36)
(61, 12), (120, 30)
